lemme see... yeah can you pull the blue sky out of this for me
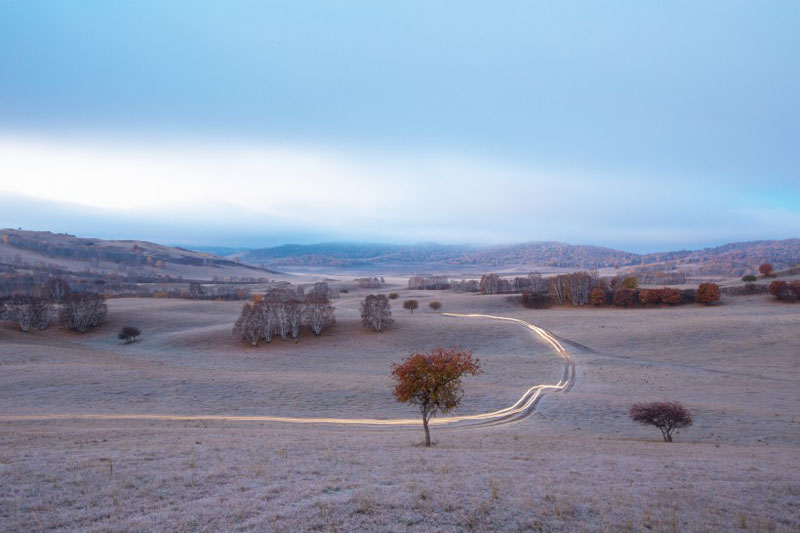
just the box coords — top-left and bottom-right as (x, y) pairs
(0, 1), (798, 251)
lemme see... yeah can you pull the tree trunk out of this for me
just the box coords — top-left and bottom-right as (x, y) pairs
(422, 416), (431, 447)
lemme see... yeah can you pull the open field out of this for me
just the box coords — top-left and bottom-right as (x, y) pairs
(1, 289), (799, 531)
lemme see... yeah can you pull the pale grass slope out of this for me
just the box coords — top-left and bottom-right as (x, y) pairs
(1, 289), (798, 531)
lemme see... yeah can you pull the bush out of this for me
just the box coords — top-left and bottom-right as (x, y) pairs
(621, 277), (638, 289)
(759, 263), (774, 277)
(388, 292), (399, 300)
(742, 275), (757, 282)
(428, 301), (442, 312)
(695, 283), (720, 305)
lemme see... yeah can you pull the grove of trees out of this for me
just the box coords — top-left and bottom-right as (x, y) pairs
(232, 282), (335, 346)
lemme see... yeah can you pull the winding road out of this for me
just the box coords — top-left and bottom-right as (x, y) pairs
(0, 313), (576, 428)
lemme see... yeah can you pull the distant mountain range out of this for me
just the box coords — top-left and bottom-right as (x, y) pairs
(238, 239), (800, 276)
(2, 229), (798, 278)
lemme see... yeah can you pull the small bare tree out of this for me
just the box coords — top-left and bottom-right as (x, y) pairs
(403, 299), (419, 314)
(360, 294), (393, 332)
(428, 301), (442, 312)
(630, 401), (693, 442)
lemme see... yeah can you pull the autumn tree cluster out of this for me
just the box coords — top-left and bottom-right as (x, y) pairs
(768, 280), (800, 302)
(233, 282), (335, 346)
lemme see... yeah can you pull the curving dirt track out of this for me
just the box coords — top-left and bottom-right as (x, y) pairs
(0, 313), (576, 428)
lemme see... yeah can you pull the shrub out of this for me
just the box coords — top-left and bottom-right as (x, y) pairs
(403, 299), (419, 314)
(118, 326), (141, 344)
(613, 288), (636, 307)
(695, 283), (720, 305)
(589, 287), (607, 306)
(392, 347), (481, 446)
(742, 275), (757, 282)
(621, 277), (638, 289)
(630, 401), (692, 442)
(388, 292), (399, 300)
(759, 263), (774, 277)
(428, 301), (442, 312)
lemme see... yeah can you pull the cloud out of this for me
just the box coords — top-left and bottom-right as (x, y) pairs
(0, 134), (797, 251)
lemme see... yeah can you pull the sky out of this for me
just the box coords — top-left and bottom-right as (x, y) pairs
(0, 1), (798, 252)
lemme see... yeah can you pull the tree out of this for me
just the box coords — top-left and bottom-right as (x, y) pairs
(621, 276), (638, 289)
(613, 288), (635, 307)
(403, 299), (419, 314)
(428, 301), (442, 312)
(565, 271), (594, 306)
(479, 273), (501, 295)
(759, 263), (774, 277)
(388, 292), (399, 300)
(391, 347), (482, 446)
(5, 296), (49, 332)
(118, 326), (141, 344)
(60, 293), (107, 333)
(695, 283), (720, 305)
(360, 294), (393, 332)
(233, 302), (263, 346)
(768, 280), (787, 296)
(660, 288), (682, 305)
(630, 401), (693, 442)
(589, 287), (607, 306)
(305, 282), (335, 336)
(45, 277), (70, 303)
(188, 282), (204, 299)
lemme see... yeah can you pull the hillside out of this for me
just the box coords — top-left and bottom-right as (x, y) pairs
(0, 229), (275, 282)
(238, 239), (800, 276)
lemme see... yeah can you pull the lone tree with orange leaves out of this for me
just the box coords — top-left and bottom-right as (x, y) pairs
(391, 347), (482, 447)
(759, 263), (774, 277)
